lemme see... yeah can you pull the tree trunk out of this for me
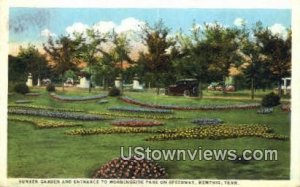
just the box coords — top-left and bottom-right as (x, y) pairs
(278, 80), (282, 97)
(88, 66), (92, 93)
(62, 73), (65, 91)
(156, 87), (160, 95)
(222, 76), (227, 94)
(120, 60), (124, 94)
(251, 77), (254, 100)
(198, 81), (203, 99)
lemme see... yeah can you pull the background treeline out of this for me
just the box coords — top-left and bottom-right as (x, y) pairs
(9, 20), (291, 97)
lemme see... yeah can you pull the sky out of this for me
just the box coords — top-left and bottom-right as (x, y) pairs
(9, 8), (291, 54)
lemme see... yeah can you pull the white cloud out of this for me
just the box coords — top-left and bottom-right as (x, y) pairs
(269, 23), (288, 40)
(234, 18), (247, 27)
(66, 22), (89, 38)
(41, 29), (56, 38)
(92, 21), (116, 33)
(115, 17), (145, 33)
(91, 17), (145, 34)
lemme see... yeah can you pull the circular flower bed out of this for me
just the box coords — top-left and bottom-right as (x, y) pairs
(108, 106), (173, 114)
(93, 157), (167, 179)
(111, 119), (163, 127)
(50, 93), (107, 101)
(192, 118), (223, 125)
(120, 96), (260, 110)
(8, 108), (105, 121)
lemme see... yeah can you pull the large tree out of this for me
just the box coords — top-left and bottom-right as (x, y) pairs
(110, 31), (132, 93)
(73, 29), (107, 92)
(254, 22), (291, 97)
(140, 20), (175, 95)
(202, 23), (241, 92)
(239, 25), (269, 99)
(43, 36), (80, 91)
(9, 44), (49, 84)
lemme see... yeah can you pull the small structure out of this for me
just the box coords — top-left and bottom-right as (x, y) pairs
(37, 78), (41, 87)
(281, 77), (291, 95)
(114, 75), (122, 89)
(26, 73), (33, 87)
(132, 74), (143, 90)
(77, 77), (90, 88)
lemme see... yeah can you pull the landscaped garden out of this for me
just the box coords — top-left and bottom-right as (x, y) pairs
(8, 8), (291, 180)
(7, 87), (290, 179)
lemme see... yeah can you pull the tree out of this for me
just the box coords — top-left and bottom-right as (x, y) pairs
(13, 44), (49, 84)
(202, 23), (241, 92)
(43, 36), (80, 91)
(74, 29), (107, 92)
(254, 22), (291, 97)
(110, 31), (132, 93)
(239, 26), (268, 99)
(140, 20), (175, 95)
(172, 24), (211, 98)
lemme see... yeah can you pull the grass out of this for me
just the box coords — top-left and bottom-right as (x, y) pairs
(7, 87), (290, 179)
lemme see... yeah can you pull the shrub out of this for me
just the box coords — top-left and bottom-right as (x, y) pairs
(108, 87), (121, 96)
(14, 83), (29, 94)
(46, 83), (56, 92)
(261, 92), (280, 107)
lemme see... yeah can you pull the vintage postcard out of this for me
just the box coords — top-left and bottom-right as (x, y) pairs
(1, 0), (300, 186)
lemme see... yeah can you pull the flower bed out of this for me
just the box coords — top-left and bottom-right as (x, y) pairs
(8, 116), (82, 128)
(8, 104), (84, 112)
(50, 93), (107, 101)
(65, 127), (154, 135)
(256, 107), (273, 114)
(93, 157), (167, 179)
(145, 124), (288, 141)
(111, 119), (163, 127)
(120, 96), (260, 110)
(15, 100), (32, 104)
(65, 124), (288, 141)
(192, 118), (223, 125)
(89, 111), (183, 120)
(25, 93), (41, 96)
(108, 106), (173, 114)
(8, 108), (105, 121)
(96, 100), (109, 104)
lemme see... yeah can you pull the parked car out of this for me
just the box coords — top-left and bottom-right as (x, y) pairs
(165, 79), (199, 97)
(208, 82), (235, 92)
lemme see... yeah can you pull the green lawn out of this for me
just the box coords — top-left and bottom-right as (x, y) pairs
(7, 87), (290, 179)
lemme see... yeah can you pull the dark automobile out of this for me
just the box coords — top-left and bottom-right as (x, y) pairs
(165, 79), (199, 97)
